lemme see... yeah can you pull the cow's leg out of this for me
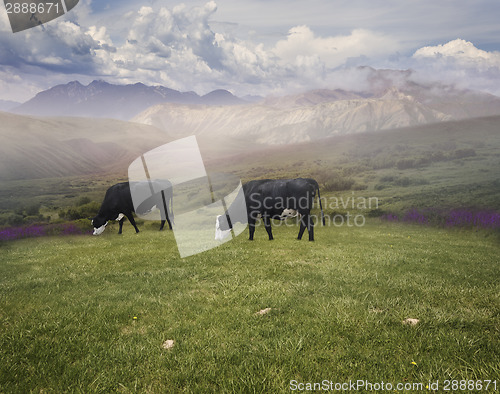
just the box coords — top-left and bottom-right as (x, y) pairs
(118, 218), (125, 234)
(125, 212), (140, 233)
(159, 191), (172, 231)
(297, 214), (307, 240)
(306, 214), (314, 241)
(263, 215), (273, 240)
(248, 216), (256, 240)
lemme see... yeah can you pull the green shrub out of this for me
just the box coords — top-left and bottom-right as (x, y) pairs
(313, 169), (356, 191)
(59, 201), (100, 220)
(25, 204), (41, 216)
(394, 177), (411, 187)
(77, 196), (92, 206)
(7, 214), (24, 226)
(454, 148), (476, 159)
(379, 175), (395, 183)
(396, 159), (415, 170)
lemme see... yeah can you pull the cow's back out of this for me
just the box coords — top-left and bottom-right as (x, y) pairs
(243, 179), (272, 209)
(101, 182), (133, 214)
(287, 178), (316, 197)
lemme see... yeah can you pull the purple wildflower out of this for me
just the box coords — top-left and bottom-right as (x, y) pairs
(402, 209), (428, 224)
(0, 223), (88, 241)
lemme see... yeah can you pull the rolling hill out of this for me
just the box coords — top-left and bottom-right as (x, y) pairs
(207, 115), (500, 212)
(0, 111), (174, 180)
(0, 112), (499, 216)
(0, 111), (263, 181)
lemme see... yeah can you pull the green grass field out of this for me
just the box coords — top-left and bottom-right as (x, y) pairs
(1, 220), (499, 392)
(1, 116), (499, 391)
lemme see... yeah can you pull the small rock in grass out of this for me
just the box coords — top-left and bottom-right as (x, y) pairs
(403, 318), (420, 326)
(162, 339), (175, 349)
(256, 307), (272, 316)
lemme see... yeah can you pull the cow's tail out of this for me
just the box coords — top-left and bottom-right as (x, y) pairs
(160, 189), (174, 226)
(169, 192), (174, 225)
(316, 184), (325, 226)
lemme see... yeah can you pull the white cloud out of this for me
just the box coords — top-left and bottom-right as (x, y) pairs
(1, 1), (499, 100)
(274, 26), (399, 69)
(0, 1), (405, 98)
(413, 39), (500, 69)
(410, 39), (500, 95)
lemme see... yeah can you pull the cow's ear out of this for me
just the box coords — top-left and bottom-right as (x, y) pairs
(87, 217), (93, 221)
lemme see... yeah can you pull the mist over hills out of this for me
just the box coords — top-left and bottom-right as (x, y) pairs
(133, 84), (500, 145)
(1, 108), (499, 183)
(7, 68), (500, 146)
(2, 68), (500, 181)
(0, 111), (173, 180)
(0, 111), (262, 181)
(12, 80), (246, 120)
(0, 99), (20, 112)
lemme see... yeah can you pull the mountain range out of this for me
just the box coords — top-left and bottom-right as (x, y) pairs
(12, 80), (246, 120)
(7, 69), (500, 144)
(2, 68), (500, 162)
(133, 85), (500, 145)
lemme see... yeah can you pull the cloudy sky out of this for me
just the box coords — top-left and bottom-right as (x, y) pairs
(1, 0), (500, 101)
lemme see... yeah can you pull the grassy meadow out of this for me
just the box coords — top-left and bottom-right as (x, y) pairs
(1, 221), (499, 392)
(1, 116), (500, 392)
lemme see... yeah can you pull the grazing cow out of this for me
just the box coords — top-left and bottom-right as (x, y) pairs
(216, 178), (325, 241)
(91, 181), (173, 235)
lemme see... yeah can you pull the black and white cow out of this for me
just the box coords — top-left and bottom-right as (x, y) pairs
(91, 181), (173, 235)
(216, 178), (325, 241)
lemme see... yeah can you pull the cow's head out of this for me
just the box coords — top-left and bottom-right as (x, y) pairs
(91, 215), (108, 235)
(215, 214), (232, 241)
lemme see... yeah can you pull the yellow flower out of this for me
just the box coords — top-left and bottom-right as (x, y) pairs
(133, 316), (138, 320)
(411, 361), (417, 366)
